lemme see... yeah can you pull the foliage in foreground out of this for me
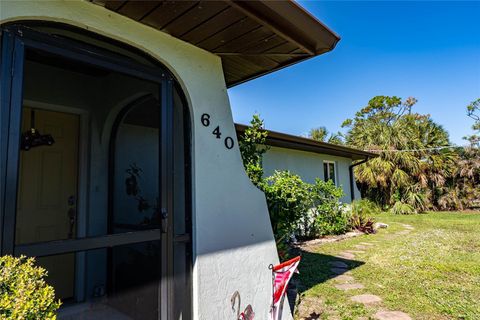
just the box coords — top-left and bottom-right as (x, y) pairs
(0, 255), (61, 319)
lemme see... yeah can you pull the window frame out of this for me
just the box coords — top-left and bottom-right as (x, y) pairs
(323, 160), (337, 185)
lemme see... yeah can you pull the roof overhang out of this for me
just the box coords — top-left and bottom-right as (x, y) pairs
(91, 0), (340, 87)
(235, 124), (378, 160)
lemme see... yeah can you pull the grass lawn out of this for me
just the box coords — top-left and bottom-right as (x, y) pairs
(295, 211), (480, 320)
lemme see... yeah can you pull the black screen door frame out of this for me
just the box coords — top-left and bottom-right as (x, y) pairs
(0, 24), (180, 319)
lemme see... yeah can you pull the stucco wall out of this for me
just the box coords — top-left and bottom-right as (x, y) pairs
(1, 1), (287, 319)
(263, 146), (362, 203)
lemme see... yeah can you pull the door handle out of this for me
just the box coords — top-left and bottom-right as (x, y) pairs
(161, 208), (168, 233)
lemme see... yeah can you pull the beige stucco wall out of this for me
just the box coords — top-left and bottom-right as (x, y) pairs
(263, 146), (362, 202)
(1, 1), (287, 319)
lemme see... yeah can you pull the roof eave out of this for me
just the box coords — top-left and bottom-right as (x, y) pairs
(235, 123), (377, 160)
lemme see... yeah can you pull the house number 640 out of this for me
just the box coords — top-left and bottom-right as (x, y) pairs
(201, 113), (234, 150)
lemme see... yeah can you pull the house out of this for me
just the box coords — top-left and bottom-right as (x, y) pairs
(0, 1), (340, 319)
(236, 125), (376, 203)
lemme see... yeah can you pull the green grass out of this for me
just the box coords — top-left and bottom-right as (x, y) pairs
(295, 212), (480, 320)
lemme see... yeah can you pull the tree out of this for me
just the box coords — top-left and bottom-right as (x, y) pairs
(440, 98), (480, 210)
(238, 114), (269, 187)
(342, 96), (458, 212)
(308, 126), (344, 145)
(465, 98), (480, 146)
(308, 126), (328, 142)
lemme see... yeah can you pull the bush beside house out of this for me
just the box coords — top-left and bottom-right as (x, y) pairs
(0, 255), (61, 319)
(238, 115), (376, 256)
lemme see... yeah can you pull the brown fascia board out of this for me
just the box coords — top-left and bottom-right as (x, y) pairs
(223, 1), (340, 87)
(226, 0), (341, 55)
(235, 123), (377, 160)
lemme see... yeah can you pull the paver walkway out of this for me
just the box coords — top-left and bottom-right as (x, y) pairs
(350, 294), (382, 305)
(332, 274), (355, 282)
(374, 311), (412, 320)
(359, 242), (374, 246)
(298, 223), (414, 319)
(346, 250), (365, 254)
(337, 252), (355, 259)
(322, 223), (413, 320)
(335, 283), (365, 290)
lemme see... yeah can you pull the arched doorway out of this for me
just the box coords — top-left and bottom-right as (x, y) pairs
(0, 22), (191, 319)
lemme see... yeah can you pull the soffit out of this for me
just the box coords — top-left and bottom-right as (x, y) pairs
(91, 0), (340, 87)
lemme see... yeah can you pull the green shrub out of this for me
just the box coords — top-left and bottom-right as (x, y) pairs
(264, 172), (351, 240)
(350, 199), (382, 216)
(0, 255), (61, 319)
(334, 199), (377, 234)
(263, 170), (311, 237)
(239, 114), (368, 245)
(389, 201), (417, 215)
(312, 210), (351, 236)
(306, 179), (349, 237)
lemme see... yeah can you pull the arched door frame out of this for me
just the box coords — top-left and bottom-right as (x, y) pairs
(0, 23), (192, 319)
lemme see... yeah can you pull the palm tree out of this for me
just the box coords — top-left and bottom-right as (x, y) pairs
(344, 96), (457, 212)
(308, 127), (329, 142)
(308, 126), (344, 145)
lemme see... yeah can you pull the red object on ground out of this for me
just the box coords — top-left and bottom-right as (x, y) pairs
(270, 256), (301, 320)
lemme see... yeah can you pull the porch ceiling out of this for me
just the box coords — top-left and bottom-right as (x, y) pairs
(90, 0), (340, 87)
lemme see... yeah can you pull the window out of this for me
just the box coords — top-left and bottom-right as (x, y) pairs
(323, 161), (336, 185)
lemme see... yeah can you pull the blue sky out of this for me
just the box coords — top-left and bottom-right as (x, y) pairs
(228, 1), (480, 145)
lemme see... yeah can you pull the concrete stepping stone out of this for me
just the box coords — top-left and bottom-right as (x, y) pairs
(328, 261), (348, 268)
(330, 267), (349, 274)
(359, 242), (374, 246)
(346, 250), (365, 254)
(333, 274), (355, 282)
(337, 252), (355, 259)
(374, 311), (412, 320)
(354, 244), (368, 249)
(351, 294), (382, 305)
(334, 283), (364, 290)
